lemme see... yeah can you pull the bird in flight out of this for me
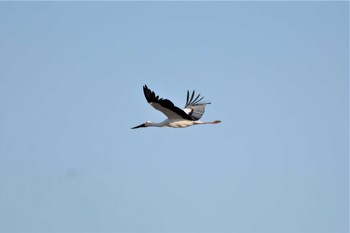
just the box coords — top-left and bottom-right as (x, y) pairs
(132, 85), (221, 129)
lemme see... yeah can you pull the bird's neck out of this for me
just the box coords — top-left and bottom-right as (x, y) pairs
(148, 120), (168, 127)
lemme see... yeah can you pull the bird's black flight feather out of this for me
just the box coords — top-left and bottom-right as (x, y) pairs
(143, 85), (193, 120)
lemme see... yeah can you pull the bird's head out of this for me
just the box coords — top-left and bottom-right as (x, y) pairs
(131, 121), (151, 129)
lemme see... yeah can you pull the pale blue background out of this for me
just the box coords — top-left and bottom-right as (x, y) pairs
(0, 2), (348, 233)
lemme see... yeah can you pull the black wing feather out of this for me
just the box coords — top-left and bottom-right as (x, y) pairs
(184, 90), (211, 120)
(143, 85), (193, 120)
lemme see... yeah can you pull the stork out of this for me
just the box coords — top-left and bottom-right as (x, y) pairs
(131, 85), (221, 129)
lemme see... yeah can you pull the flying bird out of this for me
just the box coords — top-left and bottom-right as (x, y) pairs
(132, 85), (221, 129)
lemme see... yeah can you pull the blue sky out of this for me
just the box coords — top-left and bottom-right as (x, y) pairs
(0, 2), (348, 233)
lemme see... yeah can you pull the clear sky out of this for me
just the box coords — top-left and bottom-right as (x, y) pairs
(0, 2), (348, 233)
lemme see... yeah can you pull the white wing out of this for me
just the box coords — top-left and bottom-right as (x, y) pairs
(183, 90), (210, 121)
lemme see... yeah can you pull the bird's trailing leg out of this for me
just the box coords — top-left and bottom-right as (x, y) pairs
(201, 120), (221, 124)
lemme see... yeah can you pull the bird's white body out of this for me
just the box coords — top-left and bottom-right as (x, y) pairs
(168, 119), (196, 128)
(132, 85), (221, 129)
(145, 119), (196, 128)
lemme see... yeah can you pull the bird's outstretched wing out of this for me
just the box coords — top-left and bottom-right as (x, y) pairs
(143, 85), (193, 120)
(183, 90), (211, 120)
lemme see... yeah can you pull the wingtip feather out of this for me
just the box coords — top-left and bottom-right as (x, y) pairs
(186, 90), (190, 104)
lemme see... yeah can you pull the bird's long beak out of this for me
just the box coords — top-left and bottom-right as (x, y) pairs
(131, 123), (146, 129)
